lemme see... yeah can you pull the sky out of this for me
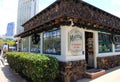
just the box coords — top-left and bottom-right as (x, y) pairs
(0, 0), (120, 36)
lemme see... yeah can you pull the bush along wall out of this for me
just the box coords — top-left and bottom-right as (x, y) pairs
(6, 52), (59, 82)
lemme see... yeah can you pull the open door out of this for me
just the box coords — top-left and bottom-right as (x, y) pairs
(85, 32), (94, 69)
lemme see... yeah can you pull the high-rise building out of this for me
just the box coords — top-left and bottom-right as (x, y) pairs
(5, 22), (15, 36)
(16, 0), (39, 34)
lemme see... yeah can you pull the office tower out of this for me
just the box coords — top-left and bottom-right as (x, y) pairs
(5, 22), (14, 36)
(16, 0), (39, 34)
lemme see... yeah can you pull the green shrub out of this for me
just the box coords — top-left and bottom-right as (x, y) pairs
(6, 52), (59, 82)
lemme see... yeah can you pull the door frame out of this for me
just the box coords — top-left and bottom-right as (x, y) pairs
(85, 30), (97, 68)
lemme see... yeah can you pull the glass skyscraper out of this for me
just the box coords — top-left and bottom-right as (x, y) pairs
(5, 22), (14, 36)
(16, 0), (39, 35)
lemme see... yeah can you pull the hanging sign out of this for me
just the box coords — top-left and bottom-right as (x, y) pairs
(68, 28), (83, 55)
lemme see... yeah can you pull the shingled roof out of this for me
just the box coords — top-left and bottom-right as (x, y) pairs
(16, 0), (120, 38)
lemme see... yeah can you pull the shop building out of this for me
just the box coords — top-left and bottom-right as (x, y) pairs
(16, 0), (120, 82)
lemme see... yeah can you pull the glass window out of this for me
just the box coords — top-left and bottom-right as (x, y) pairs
(115, 44), (120, 52)
(43, 29), (61, 55)
(98, 33), (112, 53)
(113, 35), (120, 52)
(23, 37), (29, 52)
(31, 34), (40, 53)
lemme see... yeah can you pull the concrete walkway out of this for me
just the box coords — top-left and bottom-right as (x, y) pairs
(77, 66), (120, 82)
(0, 59), (26, 82)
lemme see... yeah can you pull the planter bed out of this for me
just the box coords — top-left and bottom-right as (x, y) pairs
(86, 69), (106, 79)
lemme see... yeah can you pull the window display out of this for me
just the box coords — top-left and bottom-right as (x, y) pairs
(98, 33), (112, 53)
(31, 33), (40, 53)
(112, 35), (120, 52)
(43, 29), (61, 55)
(115, 44), (120, 52)
(23, 37), (29, 52)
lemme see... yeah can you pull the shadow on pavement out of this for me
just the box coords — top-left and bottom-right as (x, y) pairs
(1, 65), (26, 82)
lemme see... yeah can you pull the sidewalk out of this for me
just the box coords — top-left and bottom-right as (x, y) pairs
(0, 60), (26, 82)
(77, 66), (120, 82)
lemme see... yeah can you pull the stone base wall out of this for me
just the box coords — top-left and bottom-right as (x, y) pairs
(56, 60), (86, 82)
(97, 55), (120, 69)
